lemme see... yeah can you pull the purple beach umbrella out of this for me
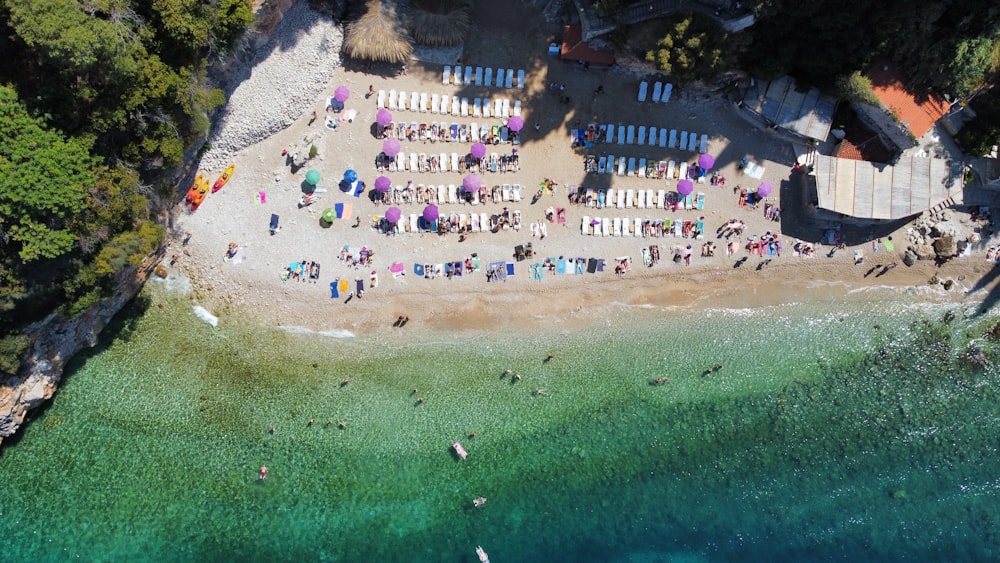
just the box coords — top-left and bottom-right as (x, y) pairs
(385, 206), (402, 224)
(423, 204), (439, 222)
(334, 86), (350, 103)
(462, 174), (481, 193)
(756, 182), (773, 197)
(507, 116), (524, 132)
(376, 109), (393, 127)
(677, 179), (694, 196)
(698, 153), (715, 170)
(382, 138), (401, 158)
(374, 176), (392, 193)
(470, 142), (487, 160)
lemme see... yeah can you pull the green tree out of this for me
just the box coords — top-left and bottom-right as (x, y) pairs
(956, 88), (1000, 156)
(0, 86), (97, 261)
(645, 14), (726, 81)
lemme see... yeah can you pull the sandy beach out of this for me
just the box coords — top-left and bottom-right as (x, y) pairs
(171, 1), (998, 335)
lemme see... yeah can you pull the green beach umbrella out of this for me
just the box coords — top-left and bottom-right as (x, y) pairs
(322, 207), (336, 222)
(306, 169), (321, 186)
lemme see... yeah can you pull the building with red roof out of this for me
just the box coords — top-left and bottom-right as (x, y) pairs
(560, 25), (615, 67)
(865, 62), (949, 139)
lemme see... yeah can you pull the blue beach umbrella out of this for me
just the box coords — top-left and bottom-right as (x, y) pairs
(344, 169), (358, 183)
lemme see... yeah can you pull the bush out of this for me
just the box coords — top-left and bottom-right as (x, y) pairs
(645, 14), (726, 81)
(836, 72), (880, 106)
(0, 333), (31, 376)
(309, 145), (318, 159)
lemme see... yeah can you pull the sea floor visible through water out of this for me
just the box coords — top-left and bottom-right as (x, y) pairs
(2, 285), (999, 562)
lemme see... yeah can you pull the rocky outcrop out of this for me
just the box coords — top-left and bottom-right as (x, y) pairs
(0, 254), (160, 445)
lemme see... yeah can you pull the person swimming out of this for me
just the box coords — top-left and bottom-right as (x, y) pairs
(259, 465), (268, 480)
(473, 497), (488, 507)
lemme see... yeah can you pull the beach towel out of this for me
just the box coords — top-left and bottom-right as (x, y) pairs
(505, 262), (515, 277)
(258, 191), (266, 204)
(587, 258), (598, 274)
(269, 214), (280, 233)
(390, 262), (405, 274)
(355, 279), (365, 296)
(353, 181), (365, 198)
(532, 263), (543, 281)
(414, 263), (425, 277)
(453, 261), (463, 277)
(338, 279), (349, 294)
(597, 259), (606, 272)
(330, 280), (339, 298)
(556, 259), (567, 274)
(575, 258), (585, 274)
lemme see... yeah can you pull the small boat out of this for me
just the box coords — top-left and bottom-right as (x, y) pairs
(190, 177), (211, 210)
(211, 164), (235, 193)
(476, 546), (489, 563)
(452, 441), (468, 460)
(184, 174), (204, 203)
(473, 497), (487, 507)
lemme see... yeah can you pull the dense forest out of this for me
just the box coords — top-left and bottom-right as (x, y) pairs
(0, 0), (253, 373)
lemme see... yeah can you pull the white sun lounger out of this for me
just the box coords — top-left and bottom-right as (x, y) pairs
(638, 158), (647, 178)
(396, 153), (405, 171)
(626, 189), (635, 208)
(513, 100), (521, 116)
(674, 221), (683, 237)
(635, 218), (642, 237)
(598, 156), (607, 174)
(606, 124), (615, 143)
(450, 98), (459, 116)
(480, 213), (487, 231)
(410, 213), (419, 233)
(637, 126), (645, 145)
(496, 68), (505, 88)
(688, 131), (697, 152)
(700, 134), (708, 154)
(646, 189), (654, 208)
(410, 153), (418, 171)
(502, 184), (512, 201)
(679, 162), (688, 179)
(494, 98), (502, 117)
(638, 81), (648, 102)
(669, 129), (677, 149)
(398, 91), (407, 111)
(613, 217), (622, 236)
(464, 66), (472, 84)
(627, 125), (635, 144)
(653, 82), (662, 102)
(602, 217), (610, 237)
(448, 184), (458, 204)
(389, 90), (398, 110)
(661, 83), (672, 103)
(649, 127), (657, 146)
(606, 154), (615, 174)
(377, 90), (386, 108)
(473, 98), (482, 117)
(475, 67), (483, 86)
(659, 129), (667, 147)
(437, 185), (446, 202)
(517, 69), (525, 89)
(502, 99), (510, 118)
(482, 98), (491, 118)
(418, 93), (427, 113)
(461, 97), (469, 116)
(512, 184), (522, 201)
(441, 94), (450, 114)
(410, 92), (418, 110)
(454, 67), (462, 86)
(617, 156), (626, 176)
(505, 69), (513, 89)
(443, 66), (451, 85)
(667, 160), (676, 179)
(431, 93), (440, 114)
(627, 157), (636, 176)
(616, 189), (625, 209)
(657, 189), (666, 208)
(440, 152), (449, 172)
(484, 67), (493, 86)
(452, 153), (459, 171)
(471, 213), (480, 230)
(637, 189), (646, 208)
(582, 215), (590, 235)
(471, 122), (479, 142)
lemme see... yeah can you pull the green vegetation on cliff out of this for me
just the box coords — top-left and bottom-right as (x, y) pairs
(0, 0), (253, 374)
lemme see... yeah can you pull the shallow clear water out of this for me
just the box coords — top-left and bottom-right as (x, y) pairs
(2, 288), (999, 562)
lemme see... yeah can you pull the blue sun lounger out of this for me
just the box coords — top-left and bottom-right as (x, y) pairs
(414, 263), (425, 277)
(505, 262), (515, 277)
(269, 214), (280, 234)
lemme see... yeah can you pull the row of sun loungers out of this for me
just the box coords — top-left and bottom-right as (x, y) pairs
(637, 81), (673, 103)
(383, 121), (518, 145)
(378, 90), (521, 119)
(443, 66), (526, 89)
(573, 188), (705, 210)
(376, 152), (520, 174)
(377, 184), (524, 205)
(593, 157), (707, 181)
(380, 211), (522, 234)
(581, 216), (705, 238)
(587, 124), (708, 153)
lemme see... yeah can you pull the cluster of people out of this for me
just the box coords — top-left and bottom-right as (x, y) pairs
(745, 232), (782, 257)
(284, 260), (320, 282)
(709, 172), (727, 187)
(763, 203), (781, 222)
(339, 246), (375, 268)
(793, 241), (816, 257)
(701, 241), (717, 257)
(672, 245), (694, 265)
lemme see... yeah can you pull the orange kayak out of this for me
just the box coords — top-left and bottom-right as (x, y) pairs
(191, 177), (211, 210)
(211, 164), (235, 193)
(184, 174), (204, 204)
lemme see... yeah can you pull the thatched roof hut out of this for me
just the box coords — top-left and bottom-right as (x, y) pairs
(344, 0), (414, 63)
(409, 0), (472, 47)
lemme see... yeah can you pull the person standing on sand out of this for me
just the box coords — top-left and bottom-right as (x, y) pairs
(367, 85), (374, 98)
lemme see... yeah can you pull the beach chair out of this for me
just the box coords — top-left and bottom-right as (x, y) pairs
(449, 123), (458, 141)
(484, 67), (493, 86)
(659, 129), (667, 147)
(435, 185), (444, 203)
(638, 126), (646, 146)
(606, 123), (615, 143)
(617, 157), (626, 176)
(606, 154), (615, 175)
(452, 153), (459, 172)
(627, 157), (636, 177)
(513, 100), (521, 117)
(700, 134), (708, 154)
(684, 193), (694, 210)
(669, 130), (677, 149)
(602, 217), (610, 237)
(431, 93), (439, 114)
(473, 98), (481, 117)
(635, 218), (642, 237)
(661, 83), (672, 103)
(496, 68), (505, 88)
(582, 215), (591, 235)
(626, 125), (635, 144)
(471, 122), (480, 143)
(454, 66), (462, 86)
(480, 213), (488, 231)
(269, 213), (280, 235)
(517, 69), (525, 89)
(458, 97), (467, 116)
(505, 69), (514, 89)
(679, 131), (688, 151)
(502, 99), (510, 118)
(652, 82), (662, 103)
(410, 213), (419, 233)
(481, 98), (491, 118)
(415, 92), (424, 113)
(389, 90), (397, 110)
(638, 158), (647, 178)
(638, 81), (648, 102)
(451, 97), (459, 116)
(470, 213), (480, 232)
(613, 217), (622, 237)
(464, 66), (472, 84)
(687, 132), (697, 152)
(626, 189), (635, 208)
(696, 192), (705, 210)
(674, 221), (683, 237)
(448, 184), (458, 204)
(637, 189), (646, 208)
(598, 156), (607, 174)
(679, 162), (688, 180)
(407, 92), (416, 111)
(647, 190), (655, 210)
(667, 161), (676, 179)
(443, 66), (451, 85)
(377, 90), (386, 108)
(502, 184), (512, 201)
(437, 152), (446, 172)
(648, 127), (657, 146)
(617, 125), (626, 145)
(512, 184), (522, 201)
(493, 98), (502, 117)
(696, 220), (705, 240)
(407, 153), (416, 171)
(398, 91), (407, 111)
(475, 67), (483, 85)
(656, 190), (666, 209)
(616, 188), (626, 209)
(441, 94), (450, 114)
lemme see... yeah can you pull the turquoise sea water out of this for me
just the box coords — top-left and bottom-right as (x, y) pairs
(2, 286), (1000, 562)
